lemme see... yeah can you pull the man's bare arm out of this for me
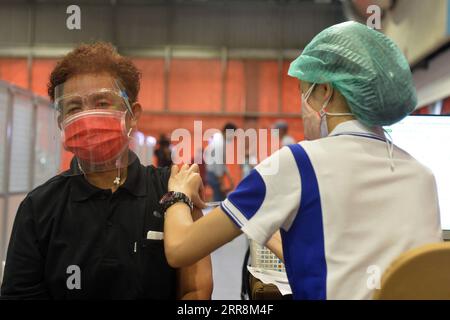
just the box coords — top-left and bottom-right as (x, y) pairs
(176, 208), (213, 299)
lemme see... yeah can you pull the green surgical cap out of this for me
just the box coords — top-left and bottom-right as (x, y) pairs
(288, 21), (417, 127)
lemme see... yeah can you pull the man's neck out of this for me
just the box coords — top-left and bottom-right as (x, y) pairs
(84, 167), (128, 192)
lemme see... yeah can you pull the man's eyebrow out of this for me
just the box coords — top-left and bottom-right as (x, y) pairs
(90, 92), (109, 97)
(65, 95), (82, 102)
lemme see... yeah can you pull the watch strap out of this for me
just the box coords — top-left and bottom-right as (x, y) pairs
(159, 191), (194, 214)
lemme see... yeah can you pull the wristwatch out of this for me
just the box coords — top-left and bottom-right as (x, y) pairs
(159, 191), (194, 214)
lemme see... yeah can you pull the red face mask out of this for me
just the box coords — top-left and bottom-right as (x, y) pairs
(62, 110), (131, 164)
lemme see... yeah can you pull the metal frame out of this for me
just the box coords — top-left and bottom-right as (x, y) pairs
(220, 47), (227, 113)
(163, 46), (171, 111)
(0, 0), (304, 119)
(277, 53), (283, 114)
(0, 46), (301, 60)
(28, 99), (38, 190)
(141, 109), (301, 118)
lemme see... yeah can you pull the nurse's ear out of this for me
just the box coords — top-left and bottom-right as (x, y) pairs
(313, 83), (334, 105)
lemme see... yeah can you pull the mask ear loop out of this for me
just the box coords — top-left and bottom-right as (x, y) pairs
(318, 87), (334, 117)
(113, 128), (134, 186)
(111, 80), (134, 186)
(383, 128), (395, 172)
(114, 164), (122, 185)
(303, 83), (316, 102)
(320, 87), (353, 117)
(77, 158), (84, 175)
(114, 86), (135, 187)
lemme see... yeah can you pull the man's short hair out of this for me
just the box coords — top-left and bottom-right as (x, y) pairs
(47, 42), (141, 102)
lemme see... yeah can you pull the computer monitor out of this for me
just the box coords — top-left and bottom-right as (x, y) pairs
(385, 115), (450, 240)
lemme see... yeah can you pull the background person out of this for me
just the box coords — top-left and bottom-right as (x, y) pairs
(155, 134), (173, 168)
(273, 120), (295, 147)
(205, 122), (237, 201)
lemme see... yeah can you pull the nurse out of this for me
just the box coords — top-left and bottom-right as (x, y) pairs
(161, 22), (443, 300)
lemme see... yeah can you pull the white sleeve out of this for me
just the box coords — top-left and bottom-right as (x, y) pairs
(220, 146), (302, 245)
(282, 135), (296, 147)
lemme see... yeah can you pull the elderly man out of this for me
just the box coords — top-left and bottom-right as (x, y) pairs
(1, 43), (212, 300)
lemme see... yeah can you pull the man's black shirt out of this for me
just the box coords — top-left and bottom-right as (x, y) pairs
(1, 156), (176, 299)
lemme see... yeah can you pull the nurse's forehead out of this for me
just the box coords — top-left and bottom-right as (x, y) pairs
(62, 73), (116, 94)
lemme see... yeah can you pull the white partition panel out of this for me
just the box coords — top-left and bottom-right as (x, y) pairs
(0, 87), (8, 194)
(8, 95), (33, 192)
(0, 81), (58, 288)
(34, 103), (60, 188)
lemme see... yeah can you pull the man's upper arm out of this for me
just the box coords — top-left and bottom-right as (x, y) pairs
(175, 207), (213, 299)
(1, 197), (48, 299)
(176, 255), (213, 300)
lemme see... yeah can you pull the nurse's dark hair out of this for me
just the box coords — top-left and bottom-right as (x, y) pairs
(47, 42), (141, 102)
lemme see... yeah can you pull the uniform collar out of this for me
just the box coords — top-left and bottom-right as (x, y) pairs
(69, 152), (147, 202)
(328, 120), (384, 137)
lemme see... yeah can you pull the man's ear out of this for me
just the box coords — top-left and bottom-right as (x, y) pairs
(57, 113), (62, 130)
(130, 102), (142, 127)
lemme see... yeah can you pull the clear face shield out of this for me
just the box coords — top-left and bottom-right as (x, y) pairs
(54, 75), (138, 176)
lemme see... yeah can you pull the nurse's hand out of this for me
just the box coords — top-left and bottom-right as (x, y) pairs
(169, 164), (206, 209)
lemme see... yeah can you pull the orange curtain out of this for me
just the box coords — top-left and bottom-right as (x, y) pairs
(0, 58), (29, 88)
(133, 58), (165, 111)
(169, 59), (222, 112)
(31, 59), (58, 97)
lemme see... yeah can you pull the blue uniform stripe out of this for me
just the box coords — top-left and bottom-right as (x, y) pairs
(220, 202), (243, 228)
(331, 132), (386, 143)
(281, 144), (327, 300)
(227, 169), (266, 220)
